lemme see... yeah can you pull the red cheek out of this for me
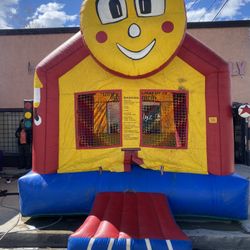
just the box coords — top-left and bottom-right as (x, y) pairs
(162, 21), (174, 33)
(96, 31), (108, 43)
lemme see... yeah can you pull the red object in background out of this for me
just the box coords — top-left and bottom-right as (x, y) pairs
(238, 104), (250, 118)
(20, 129), (27, 144)
(24, 102), (33, 110)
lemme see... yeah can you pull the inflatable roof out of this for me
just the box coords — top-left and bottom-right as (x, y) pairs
(32, 31), (233, 176)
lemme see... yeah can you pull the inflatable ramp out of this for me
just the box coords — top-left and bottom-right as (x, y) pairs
(68, 192), (192, 250)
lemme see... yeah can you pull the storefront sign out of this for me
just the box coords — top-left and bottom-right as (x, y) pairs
(238, 104), (250, 118)
(229, 61), (247, 76)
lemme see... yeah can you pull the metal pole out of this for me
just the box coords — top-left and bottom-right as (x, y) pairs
(245, 117), (249, 165)
(247, 117), (250, 165)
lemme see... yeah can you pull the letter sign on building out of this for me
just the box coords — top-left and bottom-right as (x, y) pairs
(229, 61), (247, 76)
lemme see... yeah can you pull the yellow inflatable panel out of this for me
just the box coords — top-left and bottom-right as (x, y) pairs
(58, 55), (207, 174)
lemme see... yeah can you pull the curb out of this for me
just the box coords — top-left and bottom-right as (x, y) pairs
(187, 230), (250, 250)
(0, 231), (69, 248)
(0, 230), (250, 250)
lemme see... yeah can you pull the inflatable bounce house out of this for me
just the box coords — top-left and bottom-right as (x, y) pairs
(19, 0), (249, 249)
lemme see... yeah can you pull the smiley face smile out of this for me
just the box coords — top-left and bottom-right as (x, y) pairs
(116, 39), (156, 60)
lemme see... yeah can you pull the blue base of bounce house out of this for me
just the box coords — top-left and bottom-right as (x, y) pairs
(68, 238), (192, 250)
(19, 165), (249, 219)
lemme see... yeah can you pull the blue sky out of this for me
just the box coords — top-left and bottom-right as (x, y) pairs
(1, 0), (250, 29)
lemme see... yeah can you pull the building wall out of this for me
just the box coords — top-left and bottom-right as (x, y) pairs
(0, 25), (249, 108)
(188, 27), (250, 104)
(0, 33), (74, 108)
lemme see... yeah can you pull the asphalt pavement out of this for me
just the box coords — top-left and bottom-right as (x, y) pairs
(0, 165), (249, 250)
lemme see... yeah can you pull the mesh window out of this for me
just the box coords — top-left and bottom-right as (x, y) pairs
(141, 91), (188, 148)
(0, 110), (24, 154)
(76, 91), (121, 148)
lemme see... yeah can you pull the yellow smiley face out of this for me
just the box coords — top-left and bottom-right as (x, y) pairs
(80, 0), (186, 77)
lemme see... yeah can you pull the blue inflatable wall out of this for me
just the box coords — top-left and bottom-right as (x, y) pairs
(19, 165), (248, 219)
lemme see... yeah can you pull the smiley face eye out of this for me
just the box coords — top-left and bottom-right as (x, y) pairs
(135, 0), (166, 17)
(96, 0), (127, 24)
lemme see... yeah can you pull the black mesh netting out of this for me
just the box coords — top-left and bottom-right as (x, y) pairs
(141, 91), (188, 148)
(77, 92), (121, 148)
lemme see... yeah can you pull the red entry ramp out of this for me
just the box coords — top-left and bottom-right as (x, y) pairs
(68, 192), (192, 250)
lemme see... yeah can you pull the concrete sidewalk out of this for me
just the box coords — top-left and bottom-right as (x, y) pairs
(0, 165), (249, 250)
